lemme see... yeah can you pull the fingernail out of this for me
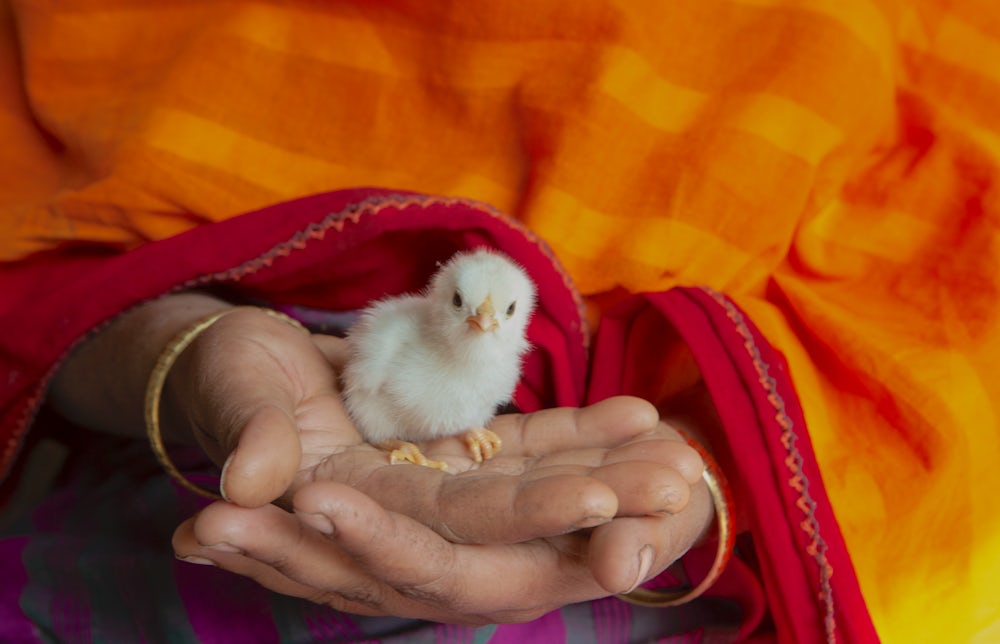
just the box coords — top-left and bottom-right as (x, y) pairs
(177, 555), (216, 567)
(219, 452), (235, 502)
(205, 542), (242, 554)
(624, 545), (654, 593)
(573, 515), (613, 529)
(658, 487), (686, 514)
(298, 512), (336, 536)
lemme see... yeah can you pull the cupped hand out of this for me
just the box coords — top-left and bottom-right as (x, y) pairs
(172, 397), (713, 623)
(169, 308), (712, 620)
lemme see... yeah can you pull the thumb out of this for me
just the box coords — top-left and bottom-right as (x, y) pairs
(220, 404), (302, 507)
(311, 334), (349, 372)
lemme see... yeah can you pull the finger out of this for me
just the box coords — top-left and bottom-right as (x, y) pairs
(587, 460), (691, 515)
(519, 427), (703, 486)
(172, 511), (322, 601)
(395, 397), (663, 468)
(179, 494), (510, 624)
(294, 482), (607, 618)
(294, 483), (457, 590)
(220, 404), (302, 507)
(175, 501), (457, 620)
(349, 461), (618, 543)
(588, 516), (669, 594)
(173, 503), (442, 623)
(510, 435), (702, 517)
(311, 334), (349, 372)
(438, 471), (618, 541)
(492, 396), (659, 456)
(600, 433), (705, 485)
(587, 476), (714, 594)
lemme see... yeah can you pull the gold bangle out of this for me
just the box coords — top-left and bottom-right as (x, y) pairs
(144, 306), (308, 500)
(618, 433), (735, 607)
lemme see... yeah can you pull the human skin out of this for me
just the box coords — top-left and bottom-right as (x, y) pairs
(48, 291), (713, 624)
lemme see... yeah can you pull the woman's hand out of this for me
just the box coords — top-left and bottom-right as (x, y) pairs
(169, 306), (702, 523)
(163, 303), (713, 621)
(172, 400), (714, 623)
(50, 292), (714, 622)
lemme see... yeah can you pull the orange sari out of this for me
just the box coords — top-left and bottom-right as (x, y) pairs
(2, 1), (998, 640)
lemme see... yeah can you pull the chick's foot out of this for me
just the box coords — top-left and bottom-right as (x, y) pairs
(380, 440), (449, 470)
(464, 427), (503, 463)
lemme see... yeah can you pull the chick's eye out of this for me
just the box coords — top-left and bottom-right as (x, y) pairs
(452, 291), (463, 308)
(506, 301), (517, 318)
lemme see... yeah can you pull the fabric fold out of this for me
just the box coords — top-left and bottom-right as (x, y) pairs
(588, 289), (877, 643)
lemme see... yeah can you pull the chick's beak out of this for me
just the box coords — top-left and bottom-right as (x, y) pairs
(466, 296), (498, 332)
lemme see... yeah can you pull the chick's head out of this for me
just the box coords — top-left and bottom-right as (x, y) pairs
(427, 249), (537, 351)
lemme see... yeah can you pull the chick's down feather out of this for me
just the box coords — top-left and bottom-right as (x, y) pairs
(342, 249), (537, 468)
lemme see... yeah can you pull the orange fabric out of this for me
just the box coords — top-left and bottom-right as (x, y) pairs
(2, 1), (999, 640)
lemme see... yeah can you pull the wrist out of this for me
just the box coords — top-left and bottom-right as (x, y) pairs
(662, 385), (749, 534)
(48, 291), (232, 438)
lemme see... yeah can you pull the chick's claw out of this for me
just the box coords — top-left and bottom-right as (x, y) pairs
(464, 427), (503, 463)
(380, 440), (449, 470)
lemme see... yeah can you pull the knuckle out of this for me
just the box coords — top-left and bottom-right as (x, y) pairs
(395, 583), (450, 605)
(328, 581), (391, 611)
(394, 573), (462, 607)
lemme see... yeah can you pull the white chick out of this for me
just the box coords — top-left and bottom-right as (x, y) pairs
(342, 248), (537, 469)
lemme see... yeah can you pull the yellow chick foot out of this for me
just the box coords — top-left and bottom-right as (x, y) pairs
(380, 440), (449, 470)
(464, 427), (503, 463)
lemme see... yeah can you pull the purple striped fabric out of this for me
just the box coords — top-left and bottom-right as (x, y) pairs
(490, 609), (566, 643)
(0, 537), (41, 644)
(175, 559), (282, 643)
(593, 595), (631, 643)
(301, 601), (372, 642)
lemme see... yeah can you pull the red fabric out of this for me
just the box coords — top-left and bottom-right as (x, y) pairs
(588, 290), (877, 644)
(0, 189), (875, 642)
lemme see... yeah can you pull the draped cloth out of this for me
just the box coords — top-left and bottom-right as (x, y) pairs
(0, 189), (866, 644)
(1, 1), (998, 641)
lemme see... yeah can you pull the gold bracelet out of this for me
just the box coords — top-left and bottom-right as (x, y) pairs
(618, 432), (735, 607)
(144, 306), (308, 500)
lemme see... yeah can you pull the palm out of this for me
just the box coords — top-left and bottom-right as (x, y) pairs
(197, 318), (703, 538)
(174, 394), (712, 622)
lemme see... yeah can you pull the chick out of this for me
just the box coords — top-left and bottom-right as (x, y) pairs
(342, 249), (537, 469)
